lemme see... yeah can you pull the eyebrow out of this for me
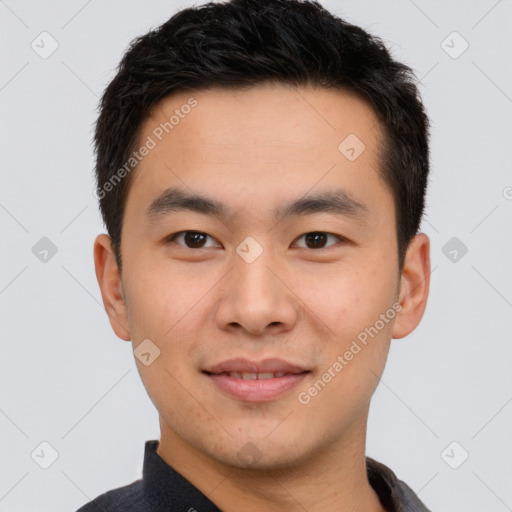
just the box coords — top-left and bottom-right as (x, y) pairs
(146, 186), (369, 225)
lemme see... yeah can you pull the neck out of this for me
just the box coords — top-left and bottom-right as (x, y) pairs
(156, 412), (386, 512)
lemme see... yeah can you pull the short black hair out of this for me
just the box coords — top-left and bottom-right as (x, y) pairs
(94, 0), (430, 274)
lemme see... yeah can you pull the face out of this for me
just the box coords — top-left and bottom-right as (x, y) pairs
(95, 84), (430, 471)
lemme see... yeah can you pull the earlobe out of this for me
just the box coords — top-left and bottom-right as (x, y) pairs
(392, 233), (431, 340)
(94, 234), (131, 341)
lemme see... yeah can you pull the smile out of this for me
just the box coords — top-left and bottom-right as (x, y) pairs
(211, 371), (287, 379)
(203, 358), (310, 402)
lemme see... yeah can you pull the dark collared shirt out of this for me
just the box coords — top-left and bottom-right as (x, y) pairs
(76, 440), (431, 512)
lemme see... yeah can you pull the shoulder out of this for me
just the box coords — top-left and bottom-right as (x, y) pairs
(74, 479), (148, 512)
(366, 457), (432, 512)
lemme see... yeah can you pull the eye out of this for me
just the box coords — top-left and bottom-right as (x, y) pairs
(293, 231), (344, 249)
(166, 230), (345, 250)
(167, 231), (221, 249)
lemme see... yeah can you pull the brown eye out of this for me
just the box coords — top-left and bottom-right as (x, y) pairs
(294, 232), (343, 249)
(168, 231), (221, 249)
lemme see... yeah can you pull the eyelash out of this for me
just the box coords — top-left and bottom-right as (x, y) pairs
(165, 231), (346, 250)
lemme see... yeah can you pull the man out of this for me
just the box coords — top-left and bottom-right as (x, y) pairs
(81, 0), (432, 510)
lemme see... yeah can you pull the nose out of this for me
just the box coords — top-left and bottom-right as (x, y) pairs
(214, 249), (298, 337)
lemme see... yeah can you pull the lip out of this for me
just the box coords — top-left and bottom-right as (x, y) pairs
(205, 357), (308, 375)
(203, 358), (310, 402)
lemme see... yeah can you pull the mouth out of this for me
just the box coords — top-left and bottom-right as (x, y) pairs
(203, 358), (310, 402)
(205, 371), (293, 379)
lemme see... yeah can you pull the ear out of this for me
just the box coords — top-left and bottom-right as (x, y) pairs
(93, 234), (131, 341)
(392, 233), (431, 339)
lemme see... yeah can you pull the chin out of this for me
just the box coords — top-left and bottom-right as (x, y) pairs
(203, 435), (311, 472)
(221, 449), (306, 472)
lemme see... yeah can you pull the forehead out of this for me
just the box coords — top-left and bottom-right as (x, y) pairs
(142, 84), (379, 153)
(126, 84), (390, 224)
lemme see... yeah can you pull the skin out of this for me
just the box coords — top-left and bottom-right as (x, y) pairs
(94, 83), (430, 512)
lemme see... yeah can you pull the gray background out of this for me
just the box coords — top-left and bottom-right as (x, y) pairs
(1, 0), (511, 510)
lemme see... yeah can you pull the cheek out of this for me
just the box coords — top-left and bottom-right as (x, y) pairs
(123, 259), (197, 339)
(124, 266), (209, 382)
(298, 264), (396, 368)
(295, 268), (374, 336)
